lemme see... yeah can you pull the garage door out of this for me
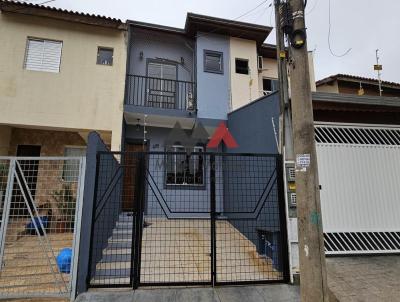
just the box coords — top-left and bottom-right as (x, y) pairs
(315, 124), (400, 255)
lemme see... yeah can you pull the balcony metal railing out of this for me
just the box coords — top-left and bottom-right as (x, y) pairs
(125, 75), (197, 111)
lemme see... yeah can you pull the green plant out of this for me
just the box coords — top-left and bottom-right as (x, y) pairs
(52, 184), (76, 231)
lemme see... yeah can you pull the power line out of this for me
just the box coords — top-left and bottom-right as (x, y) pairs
(195, 1), (272, 40)
(4, 0), (56, 14)
(234, 0), (269, 21)
(305, 0), (319, 15)
(328, 0), (351, 57)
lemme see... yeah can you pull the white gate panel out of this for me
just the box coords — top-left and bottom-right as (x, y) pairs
(317, 144), (400, 233)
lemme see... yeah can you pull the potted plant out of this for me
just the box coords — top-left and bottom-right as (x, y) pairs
(52, 184), (76, 233)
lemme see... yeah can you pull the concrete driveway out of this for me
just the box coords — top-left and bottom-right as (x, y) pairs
(327, 255), (400, 302)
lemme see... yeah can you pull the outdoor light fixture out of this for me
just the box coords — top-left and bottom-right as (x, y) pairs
(180, 56), (185, 65)
(139, 51), (144, 60)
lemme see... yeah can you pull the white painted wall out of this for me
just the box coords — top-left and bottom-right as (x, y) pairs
(229, 37), (259, 110)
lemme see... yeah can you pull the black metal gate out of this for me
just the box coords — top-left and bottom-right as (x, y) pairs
(88, 151), (288, 288)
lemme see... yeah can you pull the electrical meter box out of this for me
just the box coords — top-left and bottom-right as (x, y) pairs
(286, 163), (296, 208)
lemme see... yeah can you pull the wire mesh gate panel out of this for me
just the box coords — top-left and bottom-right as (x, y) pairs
(88, 151), (288, 288)
(0, 157), (85, 299)
(315, 124), (400, 255)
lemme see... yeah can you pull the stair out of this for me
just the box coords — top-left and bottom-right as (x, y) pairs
(91, 213), (133, 285)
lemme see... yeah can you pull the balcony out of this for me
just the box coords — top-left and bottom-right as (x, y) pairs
(125, 75), (197, 112)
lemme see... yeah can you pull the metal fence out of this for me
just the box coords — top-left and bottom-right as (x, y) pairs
(0, 157), (85, 300)
(88, 152), (288, 288)
(125, 75), (197, 111)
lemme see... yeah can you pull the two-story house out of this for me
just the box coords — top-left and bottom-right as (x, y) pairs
(0, 0), (127, 158)
(122, 13), (278, 176)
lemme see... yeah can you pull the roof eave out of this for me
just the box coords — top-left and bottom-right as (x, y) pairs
(185, 13), (272, 45)
(312, 92), (400, 108)
(0, 0), (124, 29)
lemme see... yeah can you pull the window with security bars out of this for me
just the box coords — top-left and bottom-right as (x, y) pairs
(24, 38), (63, 73)
(63, 146), (86, 182)
(166, 146), (204, 185)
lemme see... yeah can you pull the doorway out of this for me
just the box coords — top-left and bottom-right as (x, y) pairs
(122, 143), (144, 212)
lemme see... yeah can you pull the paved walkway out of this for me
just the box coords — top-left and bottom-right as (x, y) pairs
(327, 255), (400, 302)
(76, 256), (400, 302)
(75, 284), (300, 302)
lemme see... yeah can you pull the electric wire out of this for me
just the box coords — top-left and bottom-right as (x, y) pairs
(305, 0), (319, 15)
(196, 0), (272, 40)
(328, 0), (351, 57)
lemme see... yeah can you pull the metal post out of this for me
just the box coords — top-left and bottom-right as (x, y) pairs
(132, 152), (145, 289)
(210, 154), (216, 286)
(70, 157), (86, 302)
(0, 159), (15, 269)
(276, 156), (290, 282)
(375, 49), (383, 96)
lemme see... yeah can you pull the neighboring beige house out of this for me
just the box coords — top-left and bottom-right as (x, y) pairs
(230, 41), (316, 110)
(316, 74), (400, 97)
(0, 0), (127, 156)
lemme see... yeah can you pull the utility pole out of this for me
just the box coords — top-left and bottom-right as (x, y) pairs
(286, 0), (329, 301)
(274, 0), (293, 158)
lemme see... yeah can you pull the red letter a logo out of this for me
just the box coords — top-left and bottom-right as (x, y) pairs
(207, 122), (238, 149)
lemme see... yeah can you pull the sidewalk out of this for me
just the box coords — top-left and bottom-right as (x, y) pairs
(327, 255), (400, 302)
(75, 284), (300, 302)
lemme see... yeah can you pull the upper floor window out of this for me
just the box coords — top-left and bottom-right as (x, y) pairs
(204, 50), (223, 74)
(235, 58), (249, 75)
(97, 47), (114, 66)
(24, 38), (62, 73)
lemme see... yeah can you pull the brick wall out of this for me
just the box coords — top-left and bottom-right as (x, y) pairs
(9, 128), (86, 229)
(8, 128), (86, 156)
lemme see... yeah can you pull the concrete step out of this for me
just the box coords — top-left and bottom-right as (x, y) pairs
(100, 253), (131, 263)
(92, 267), (131, 278)
(113, 229), (133, 236)
(116, 221), (133, 228)
(105, 241), (133, 249)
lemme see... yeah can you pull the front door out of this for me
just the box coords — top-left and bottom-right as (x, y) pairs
(122, 143), (144, 212)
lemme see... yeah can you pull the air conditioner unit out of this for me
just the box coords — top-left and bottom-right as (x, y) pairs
(257, 55), (263, 71)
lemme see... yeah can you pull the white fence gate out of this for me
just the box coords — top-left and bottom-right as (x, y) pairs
(315, 124), (400, 255)
(0, 157), (85, 300)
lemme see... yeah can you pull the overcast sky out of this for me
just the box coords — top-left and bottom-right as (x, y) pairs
(36, 0), (400, 83)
